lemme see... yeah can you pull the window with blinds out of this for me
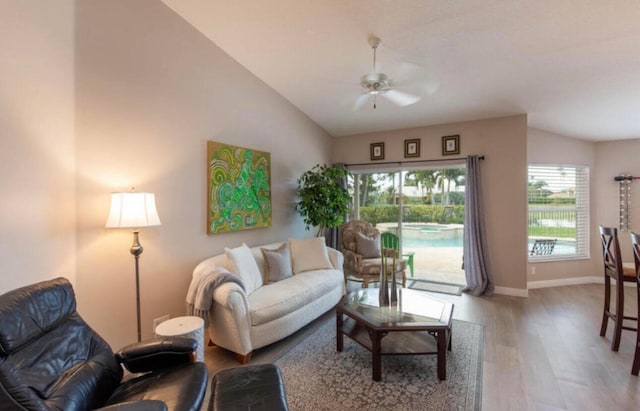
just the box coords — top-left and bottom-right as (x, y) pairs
(528, 164), (590, 260)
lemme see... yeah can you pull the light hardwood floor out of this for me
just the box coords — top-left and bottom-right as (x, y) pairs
(202, 283), (640, 410)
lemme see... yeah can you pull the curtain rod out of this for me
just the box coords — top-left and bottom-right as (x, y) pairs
(344, 155), (484, 168)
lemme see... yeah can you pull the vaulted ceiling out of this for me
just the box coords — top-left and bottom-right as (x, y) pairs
(162, 0), (640, 141)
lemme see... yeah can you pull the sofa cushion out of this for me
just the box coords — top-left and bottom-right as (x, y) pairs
(225, 244), (263, 295)
(248, 269), (342, 326)
(261, 243), (293, 283)
(340, 221), (379, 254)
(289, 237), (333, 274)
(355, 232), (381, 258)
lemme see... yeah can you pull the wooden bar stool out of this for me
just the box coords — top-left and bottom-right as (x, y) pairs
(629, 232), (640, 375)
(599, 226), (638, 351)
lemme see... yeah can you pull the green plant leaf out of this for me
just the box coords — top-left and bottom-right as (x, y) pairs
(295, 164), (351, 234)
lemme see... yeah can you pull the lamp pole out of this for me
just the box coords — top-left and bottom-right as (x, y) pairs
(106, 192), (161, 343)
(130, 230), (143, 342)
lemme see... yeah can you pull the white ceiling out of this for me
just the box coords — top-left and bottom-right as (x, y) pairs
(161, 0), (640, 141)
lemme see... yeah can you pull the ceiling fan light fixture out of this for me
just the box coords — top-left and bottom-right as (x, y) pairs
(360, 73), (389, 94)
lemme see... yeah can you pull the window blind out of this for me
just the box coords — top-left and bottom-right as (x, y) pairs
(528, 164), (590, 260)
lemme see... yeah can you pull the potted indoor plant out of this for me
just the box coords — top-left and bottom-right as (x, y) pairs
(296, 164), (351, 236)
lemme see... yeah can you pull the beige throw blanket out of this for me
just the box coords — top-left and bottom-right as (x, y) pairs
(185, 267), (245, 328)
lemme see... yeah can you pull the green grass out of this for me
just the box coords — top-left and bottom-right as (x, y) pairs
(528, 226), (576, 238)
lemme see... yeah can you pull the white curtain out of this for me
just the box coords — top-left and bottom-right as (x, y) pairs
(462, 155), (494, 296)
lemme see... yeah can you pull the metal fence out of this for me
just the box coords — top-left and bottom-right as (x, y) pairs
(528, 205), (577, 231)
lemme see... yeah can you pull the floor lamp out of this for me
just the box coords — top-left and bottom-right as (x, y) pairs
(106, 192), (161, 342)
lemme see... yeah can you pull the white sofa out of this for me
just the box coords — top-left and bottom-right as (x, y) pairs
(192, 239), (345, 363)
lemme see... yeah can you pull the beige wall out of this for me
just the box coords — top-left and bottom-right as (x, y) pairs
(527, 128), (600, 283)
(332, 114), (529, 292)
(595, 139), (640, 263)
(0, 1), (76, 292)
(75, 1), (332, 348)
(5, 0), (638, 348)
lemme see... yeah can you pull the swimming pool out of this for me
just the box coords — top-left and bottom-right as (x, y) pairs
(394, 224), (464, 248)
(403, 237), (576, 254)
(403, 236), (463, 248)
(398, 228), (576, 254)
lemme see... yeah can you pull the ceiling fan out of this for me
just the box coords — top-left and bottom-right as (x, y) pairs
(355, 36), (425, 110)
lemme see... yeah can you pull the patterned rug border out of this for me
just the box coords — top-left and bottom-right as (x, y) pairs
(275, 315), (483, 411)
(466, 318), (483, 410)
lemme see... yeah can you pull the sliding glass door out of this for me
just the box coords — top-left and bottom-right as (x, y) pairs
(348, 166), (466, 285)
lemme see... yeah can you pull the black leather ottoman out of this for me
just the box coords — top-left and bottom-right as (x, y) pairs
(208, 364), (289, 411)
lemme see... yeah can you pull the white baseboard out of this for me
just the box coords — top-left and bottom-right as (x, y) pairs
(527, 276), (636, 289)
(467, 276), (631, 298)
(528, 276), (601, 289)
(494, 286), (529, 297)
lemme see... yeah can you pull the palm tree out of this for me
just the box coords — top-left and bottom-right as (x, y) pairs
(382, 172), (396, 204)
(405, 170), (438, 203)
(422, 172), (438, 203)
(359, 174), (373, 206)
(437, 168), (465, 205)
(355, 172), (396, 206)
(434, 169), (447, 204)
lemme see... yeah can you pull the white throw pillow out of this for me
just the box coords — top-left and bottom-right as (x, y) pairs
(225, 243), (263, 294)
(261, 243), (293, 283)
(289, 237), (333, 274)
(355, 232), (381, 258)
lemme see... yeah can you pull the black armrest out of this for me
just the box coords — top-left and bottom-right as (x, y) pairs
(94, 400), (167, 411)
(115, 337), (197, 373)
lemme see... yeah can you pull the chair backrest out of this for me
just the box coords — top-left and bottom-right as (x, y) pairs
(339, 220), (379, 253)
(599, 225), (624, 280)
(630, 232), (640, 281)
(0, 278), (121, 410)
(530, 239), (557, 256)
(381, 232), (400, 251)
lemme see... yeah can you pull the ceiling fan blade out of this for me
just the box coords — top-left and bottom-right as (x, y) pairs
(383, 89), (421, 106)
(394, 62), (440, 95)
(354, 93), (372, 110)
(399, 77), (440, 96)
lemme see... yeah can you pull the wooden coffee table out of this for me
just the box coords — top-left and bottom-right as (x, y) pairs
(336, 287), (454, 381)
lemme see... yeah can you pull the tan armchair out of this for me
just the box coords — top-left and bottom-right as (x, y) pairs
(339, 220), (406, 288)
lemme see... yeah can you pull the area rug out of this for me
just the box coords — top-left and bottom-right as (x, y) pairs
(408, 279), (464, 296)
(275, 318), (483, 411)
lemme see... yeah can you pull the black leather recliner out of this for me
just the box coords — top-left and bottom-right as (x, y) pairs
(0, 278), (208, 411)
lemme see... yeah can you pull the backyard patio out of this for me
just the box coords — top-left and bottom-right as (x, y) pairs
(377, 222), (466, 286)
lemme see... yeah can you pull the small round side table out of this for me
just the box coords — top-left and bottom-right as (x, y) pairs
(155, 316), (205, 362)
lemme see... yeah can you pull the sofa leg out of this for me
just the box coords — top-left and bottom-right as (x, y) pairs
(236, 352), (252, 364)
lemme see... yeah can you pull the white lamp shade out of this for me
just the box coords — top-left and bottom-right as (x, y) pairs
(105, 192), (161, 228)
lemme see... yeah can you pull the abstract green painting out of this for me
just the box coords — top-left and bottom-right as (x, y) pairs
(207, 141), (271, 234)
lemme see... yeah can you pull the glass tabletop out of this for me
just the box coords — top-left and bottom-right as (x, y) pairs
(339, 287), (454, 329)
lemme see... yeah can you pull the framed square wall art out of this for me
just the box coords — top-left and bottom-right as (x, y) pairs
(404, 139), (420, 158)
(207, 141), (272, 234)
(442, 135), (460, 156)
(370, 142), (385, 161)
